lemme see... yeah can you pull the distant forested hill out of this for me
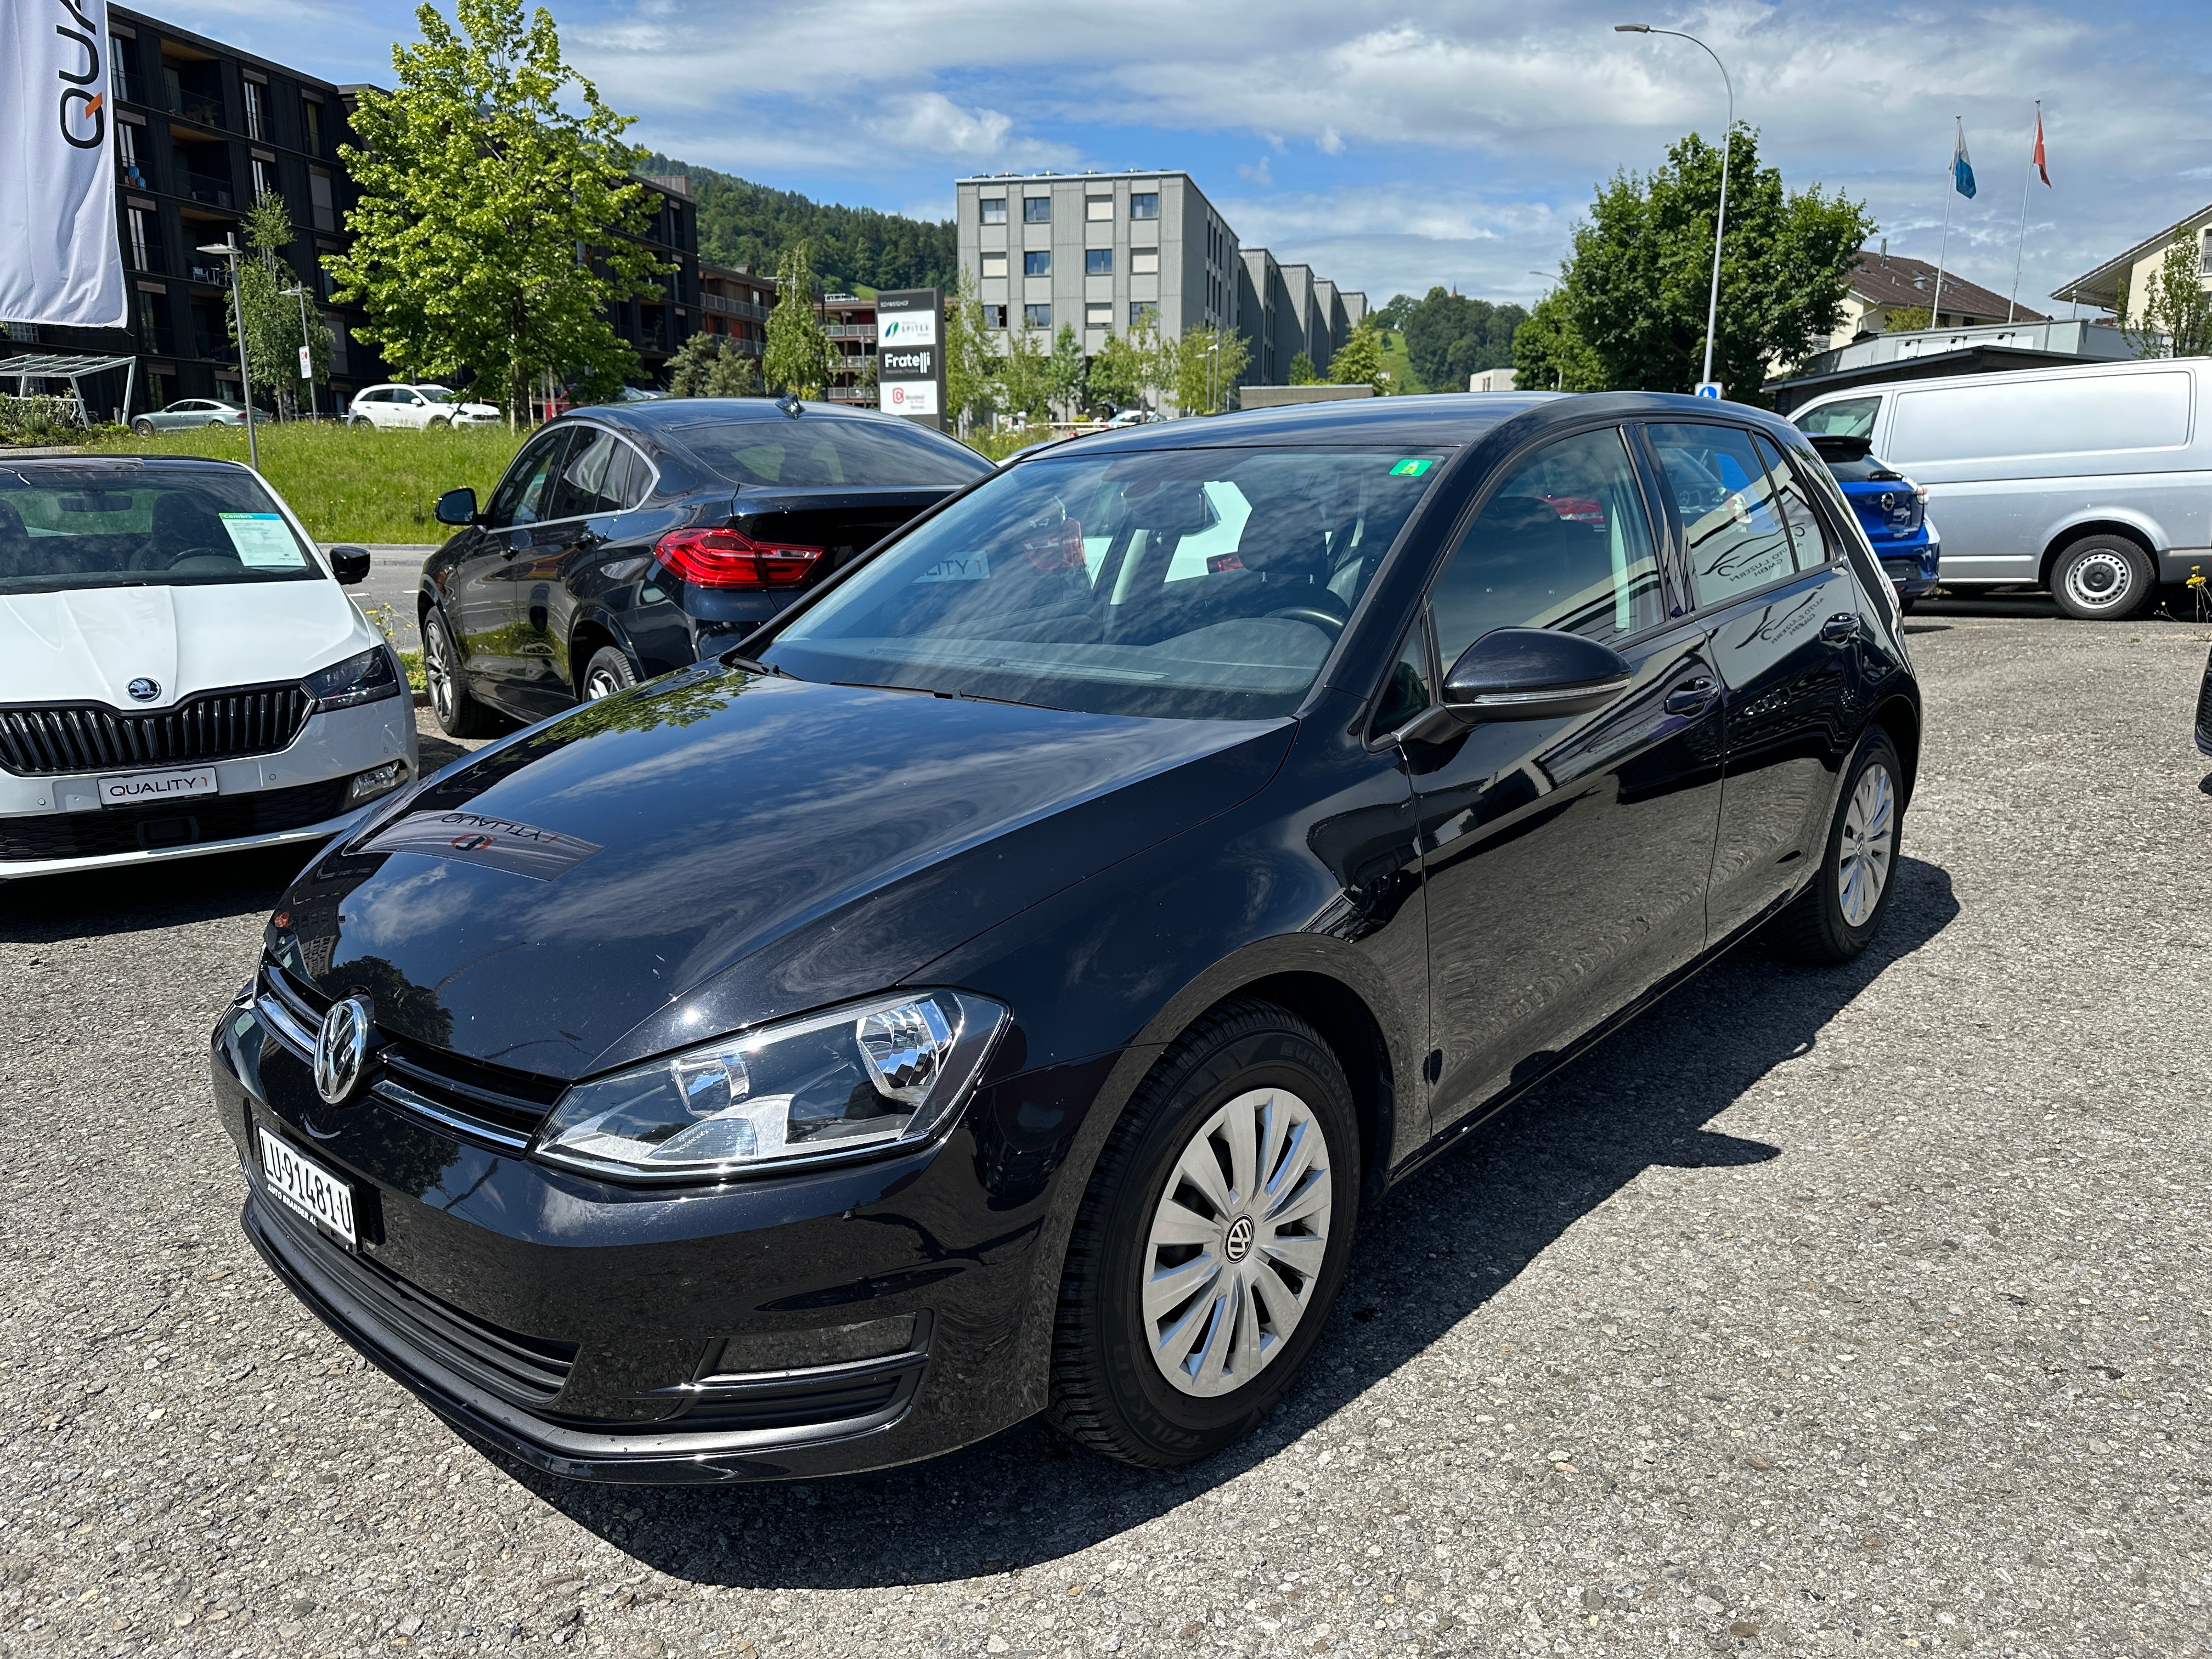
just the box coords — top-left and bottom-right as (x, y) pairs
(640, 154), (957, 295)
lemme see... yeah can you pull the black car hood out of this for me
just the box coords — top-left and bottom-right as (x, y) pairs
(279, 665), (1291, 1080)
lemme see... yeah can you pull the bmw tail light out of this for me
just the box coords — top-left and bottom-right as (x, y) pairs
(653, 527), (824, 589)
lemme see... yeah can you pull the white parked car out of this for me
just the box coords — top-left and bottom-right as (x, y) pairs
(0, 457), (419, 879)
(345, 383), (501, 430)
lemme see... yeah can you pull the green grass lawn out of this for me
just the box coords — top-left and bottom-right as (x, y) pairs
(1378, 332), (1428, 396)
(76, 422), (528, 545)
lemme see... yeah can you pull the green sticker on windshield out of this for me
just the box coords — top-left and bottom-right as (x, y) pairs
(1389, 458), (1434, 477)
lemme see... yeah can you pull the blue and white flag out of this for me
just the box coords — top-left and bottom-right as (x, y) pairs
(1952, 120), (1977, 200)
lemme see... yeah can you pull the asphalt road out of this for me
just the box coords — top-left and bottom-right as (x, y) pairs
(3, 603), (2209, 1659)
(332, 545), (439, 654)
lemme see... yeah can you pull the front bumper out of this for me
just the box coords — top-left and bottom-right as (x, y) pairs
(210, 985), (1093, 1484)
(0, 697), (415, 880)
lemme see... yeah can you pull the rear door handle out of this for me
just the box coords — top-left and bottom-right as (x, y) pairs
(1821, 613), (1860, 641)
(1663, 675), (1717, 715)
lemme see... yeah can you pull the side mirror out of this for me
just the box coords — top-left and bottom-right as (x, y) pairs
(434, 487), (479, 527)
(1441, 627), (1633, 722)
(329, 546), (371, 585)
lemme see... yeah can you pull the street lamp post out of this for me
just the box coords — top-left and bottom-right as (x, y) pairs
(1616, 22), (1734, 394)
(281, 284), (317, 422)
(196, 236), (259, 471)
(1206, 342), (1221, 415)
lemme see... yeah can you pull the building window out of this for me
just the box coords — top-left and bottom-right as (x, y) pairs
(980, 251), (1007, 278)
(1085, 248), (1113, 276)
(244, 80), (265, 140)
(309, 168), (335, 232)
(1131, 248), (1159, 276)
(109, 35), (136, 103)
(116, 121), (145, 190)
(1023, 250), (1050, 277)
(1087, 197), (1113, 222)
(1085, 303), (1112, 329)
(1023, 196), (1051, 223)
(1130, 192), (1159, 220)
(1130, 301), (1158, 326)
(250, 156), (274, 201)
(980, 196), (1006, 225)
(301, 98), (323, 156)
(1024, 303), (1052, 330)
(126, 207), (153, 272)
(984, 303), (1008, 330)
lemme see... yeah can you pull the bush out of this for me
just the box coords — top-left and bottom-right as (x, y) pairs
(0, 394), (83, 444)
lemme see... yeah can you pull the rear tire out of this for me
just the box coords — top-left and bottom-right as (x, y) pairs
(1048, 999), (1361, 1468)
(580, 645), (637, 701)
(2051, 534), (2154, 620)
(131, 417), (154, 436)
(1770, 729), (1903, 966)
(423, 611), (496, 738)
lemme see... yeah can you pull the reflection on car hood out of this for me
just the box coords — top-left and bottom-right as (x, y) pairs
(0, 579), (373, 708)
(278, 665), (1294, 1080)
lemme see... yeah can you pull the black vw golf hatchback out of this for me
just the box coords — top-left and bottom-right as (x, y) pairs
(215, 393), (1920, 1483)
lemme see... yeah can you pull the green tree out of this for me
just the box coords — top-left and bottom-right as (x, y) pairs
(1556, 125), (1872, 404)
(763, 240), (834, 397)
(1400, 287), (1527, 388)
(667, 330), (761, 398)
(229, 192), (330, 416)
(995, 325), (1053, 424)
(1173, 325), (1250, 414)
(1329, 317), (1387, 392)
(1130, 314), (1175, 409)
(327, 0), (665, 423)
(1373, 293), (1418, 331)
(1883, 304), (1931, 332)
(1087, 330), (1141, 414)
(2121, 235), (2212, 358)
(1047, 323), (1088, 420)
(940, 269), (997, 434)
(707, 347), (760, 397)
(1511, 290), (1606, 391)
(1287, 351), (1317, 386)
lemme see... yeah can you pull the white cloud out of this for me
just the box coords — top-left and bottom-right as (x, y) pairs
(1237, 155), (1275, 188)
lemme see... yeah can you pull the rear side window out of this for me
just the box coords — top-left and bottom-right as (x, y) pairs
(1753, 434), (1833, 570)
(1430, 425), (1665, 666)
(1647, 423), (1796, 606)
(1797, 397), (1879, 439)
(667, 416), (990, 489)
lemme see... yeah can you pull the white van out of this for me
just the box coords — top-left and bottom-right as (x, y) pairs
(1791, 358), (2212, 619)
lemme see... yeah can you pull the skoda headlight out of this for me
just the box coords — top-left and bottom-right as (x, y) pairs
(306, 646), (402, 710)
(532, 990), (1007, 1182)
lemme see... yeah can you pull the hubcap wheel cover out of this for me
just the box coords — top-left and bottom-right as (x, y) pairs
(1837, 761), (1895, 927)
(2066, 550), (2134, 611)
(1141, 1087), (1333, 1398)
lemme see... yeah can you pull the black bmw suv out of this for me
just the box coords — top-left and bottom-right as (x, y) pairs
(417, 397), (991, 733)
(217, 393), (1920, 1483)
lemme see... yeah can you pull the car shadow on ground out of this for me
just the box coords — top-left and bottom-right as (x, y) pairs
(0, 843), (306, 945)
(489, 856), (1961, 1590)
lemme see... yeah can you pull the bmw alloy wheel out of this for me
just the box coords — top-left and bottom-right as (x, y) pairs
(425, 621), (455, 721)
(1836, 761), (1895, 927)
(584, 665), (622, 701)
(1142, 1087), (1332, 1397)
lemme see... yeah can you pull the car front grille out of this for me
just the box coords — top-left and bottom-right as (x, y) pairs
(0, 683), (312, 777)
(256, 1195), (579, 1406)
(260, 961), (560, 1147)
(0, 777), (352, 861)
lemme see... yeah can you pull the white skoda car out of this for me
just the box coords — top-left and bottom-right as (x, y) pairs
(0, 457), (419, 879)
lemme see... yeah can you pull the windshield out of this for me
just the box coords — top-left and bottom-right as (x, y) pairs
(669, 414), (991, 489)
(759, 446), (1447, 719)
(0, 465), (323, 595)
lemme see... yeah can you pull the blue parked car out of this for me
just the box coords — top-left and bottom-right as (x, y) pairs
(1809, 434), (1939, 611)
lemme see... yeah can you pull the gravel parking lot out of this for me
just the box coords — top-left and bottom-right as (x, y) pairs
(3, 605), (2209, 1658)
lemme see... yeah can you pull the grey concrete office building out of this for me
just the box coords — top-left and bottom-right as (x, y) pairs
(955, 170), (1362, 408)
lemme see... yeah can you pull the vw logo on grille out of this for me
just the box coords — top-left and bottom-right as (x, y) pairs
(126, 678), (161, 703)
(1223, 1215), (1255, 1263)
(313, 995), (374, 1105)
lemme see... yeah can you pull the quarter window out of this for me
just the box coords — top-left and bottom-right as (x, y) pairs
(1372, 617), (1434, 736)
(1430, 426), (1664, 667)
(1753, 433), (1831, 571)
(1646, 423), (1796, 605)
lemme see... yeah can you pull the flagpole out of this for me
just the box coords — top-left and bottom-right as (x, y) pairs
(2008, 100), (2039, 323)
(1931, 116), (1958, 329)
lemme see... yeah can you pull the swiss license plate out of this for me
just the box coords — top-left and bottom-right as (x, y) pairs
(258, 1127), (358, 1248)
(98, 765), (218, 809)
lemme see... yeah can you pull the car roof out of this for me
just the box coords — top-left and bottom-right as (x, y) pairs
(1, 455), (257, 474)
(567, 396), (946, 433)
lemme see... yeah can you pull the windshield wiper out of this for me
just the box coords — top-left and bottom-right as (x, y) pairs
(721, 652), (796, 680)
(832, 680), (1054, 712)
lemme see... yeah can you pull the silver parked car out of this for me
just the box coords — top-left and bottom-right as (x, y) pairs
(1793, 357), (2212, 619)
(130, 398), (263, 436)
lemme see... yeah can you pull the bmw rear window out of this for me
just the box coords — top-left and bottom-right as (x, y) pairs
(0, 464), (320, 595)
(665, 415), (991, 489)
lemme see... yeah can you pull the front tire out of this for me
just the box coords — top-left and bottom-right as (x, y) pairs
(1048, 1000), (1360, 1468)
(1770, 729), (1903, 965)
(423, 611), (496, 738)
(580, 645), (637, 701)
(2052, 534), (2154, 620)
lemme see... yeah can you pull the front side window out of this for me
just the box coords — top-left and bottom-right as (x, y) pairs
(487, 429), (574, 528)
(1086, 248), (1113, 275)
(760, 447), (1448, 721)
(1795, 396), (1878, 439)
(1430, 426), (1664, 667)
(551, 428), (628, 520)
(1023, 196), (1051, 223)
(1023, 251), (1050, 276)
(1130, 192), (1159, 220)
(1024, 303), (1052, 330)
(979, 196), (1007, 225)
(1647, 422), (1796, 605)
(0, 465), (322, 594)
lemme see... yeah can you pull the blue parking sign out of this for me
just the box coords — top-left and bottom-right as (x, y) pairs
(1694, 381), (1724, 399)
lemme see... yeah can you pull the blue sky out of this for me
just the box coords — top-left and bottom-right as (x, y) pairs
(154, 0), (2212, 313)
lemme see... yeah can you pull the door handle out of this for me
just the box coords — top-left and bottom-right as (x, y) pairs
(1820, 613), (1860, 641)
(1663, 676), (1717, 716)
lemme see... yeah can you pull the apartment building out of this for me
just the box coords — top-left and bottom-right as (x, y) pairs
(820, 294), (877, 405)
(956, 170), (1359, 405)
(699, 263), (775, 359)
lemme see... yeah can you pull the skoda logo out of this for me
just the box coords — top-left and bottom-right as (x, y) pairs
(1223, 1215), (1255, 1263)
(313, 995), (374, 1105)
(126, 678), (161, 703)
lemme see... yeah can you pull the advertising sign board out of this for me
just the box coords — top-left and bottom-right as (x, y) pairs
(876, 289), (944, 430)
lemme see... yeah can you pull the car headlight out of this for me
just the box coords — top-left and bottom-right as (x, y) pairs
(306, 646), (402, 710)
(532, 990), (1008, 1182)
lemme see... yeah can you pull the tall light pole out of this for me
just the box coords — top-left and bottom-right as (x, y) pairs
(281, 284), (317, 421)
(1616, 23), (1734, 394)
(197, 235), (258, 471)
(1206, 341), (1221, 414)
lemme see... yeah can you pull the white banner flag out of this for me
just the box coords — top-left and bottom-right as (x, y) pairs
(1, 0), (127, 327)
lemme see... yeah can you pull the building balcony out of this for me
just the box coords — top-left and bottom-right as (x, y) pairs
(183, 174), (235, 210)
(169, 91), (228, 130)
(139, 324), (177, 356)
(824, 323), (875, 340)
(188, 261), (230, 287)
(701, 293), (771, 321)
